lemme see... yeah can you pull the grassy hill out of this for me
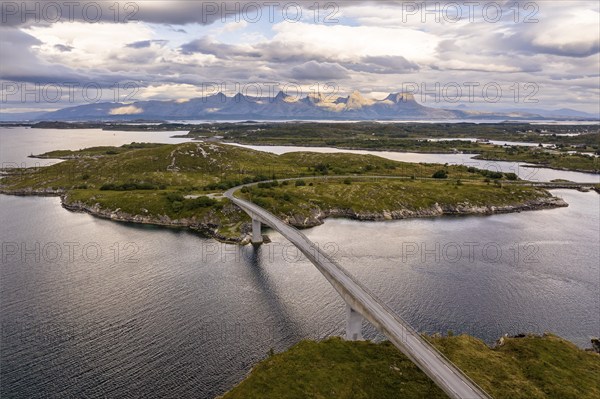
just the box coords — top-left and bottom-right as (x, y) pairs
(221, 335), (600, 399)
(0, 142), (564, 241)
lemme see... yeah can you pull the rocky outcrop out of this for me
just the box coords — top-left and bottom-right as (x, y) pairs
(0, 187), (66, 196)
(60, 194), (248, 243)
(279, 197), (568, 228)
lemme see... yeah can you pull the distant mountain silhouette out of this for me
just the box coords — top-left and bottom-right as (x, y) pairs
(34, 91), (597, 121)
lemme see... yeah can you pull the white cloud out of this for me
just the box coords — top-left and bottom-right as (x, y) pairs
(23, 22), (154, 69)
(525, 8), (600, 57)
(2, 1), (599, 113)
(221, 20), (248, 33)
(136, 83), (203, 100)
(109, 105), (144, 115)
(270, 22), (439, 63)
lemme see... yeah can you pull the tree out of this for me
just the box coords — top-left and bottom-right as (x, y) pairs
(432, 170), (448, 179)
(314, 163), (329, 175)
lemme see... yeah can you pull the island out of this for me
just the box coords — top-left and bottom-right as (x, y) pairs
(0, 142), (571, 243)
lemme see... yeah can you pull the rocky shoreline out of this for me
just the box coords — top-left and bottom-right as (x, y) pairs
(222, 140), (599, 174)
(473, 155), (599, 175)
(60, 195), (249, 244)
(0, 187), (568, 243)
(0, 187), (246, 243)
(279, 196), (569, 228)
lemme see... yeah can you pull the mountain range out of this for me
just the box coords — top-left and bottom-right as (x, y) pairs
(3, 91), (598, 121)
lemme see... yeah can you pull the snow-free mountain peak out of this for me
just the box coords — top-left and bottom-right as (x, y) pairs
(34, 90), (580, 121)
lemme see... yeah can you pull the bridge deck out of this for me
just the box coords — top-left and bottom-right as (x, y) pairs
(225, 186), (492, 399)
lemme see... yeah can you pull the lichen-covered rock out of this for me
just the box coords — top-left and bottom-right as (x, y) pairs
(278, 196), (568, 229)
(60, 195), (245, 243)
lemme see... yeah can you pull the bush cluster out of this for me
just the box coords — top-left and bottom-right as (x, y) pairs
(467, 166), (516, 180)
(165, 192), (218, 213)
(204, 175), (275, 191)
(100, 181), (165, 191)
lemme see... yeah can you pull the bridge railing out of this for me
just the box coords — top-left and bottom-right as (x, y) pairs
(288, 222), (491, 397)
(228, 186), (493, 398)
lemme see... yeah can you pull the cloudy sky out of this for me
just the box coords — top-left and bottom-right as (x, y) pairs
(1, 0), (599, 114)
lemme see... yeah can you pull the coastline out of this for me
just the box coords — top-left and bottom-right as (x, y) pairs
(276, 196), (569, 228)
(0, 188), (569, 244)
(215, 139), (481, 155)
(473, 155), (599, 175)
(218, 139), (599, 175)
(60, 194), (245, 244)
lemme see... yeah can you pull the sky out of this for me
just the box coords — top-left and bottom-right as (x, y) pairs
(1, 0), (599, 114)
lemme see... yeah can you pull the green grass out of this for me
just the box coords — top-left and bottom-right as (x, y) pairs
(185, 122), (599, 162)
(3, 142), (519, 193)
(31, 142), (165, 159)
(178, 122), (600, 173)
(180, 122), (599, 148)
(0, 142), (558, 240)
(475, 148), (599, 173)
(239, 179), (553, 220)
(221, 335), (600, 399)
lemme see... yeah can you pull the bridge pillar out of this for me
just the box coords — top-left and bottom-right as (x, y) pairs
(345, 304), (364, 341)
(251, 218), (263, 245)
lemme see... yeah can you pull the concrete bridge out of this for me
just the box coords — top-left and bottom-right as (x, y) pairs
(224, 184), (493, 399)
